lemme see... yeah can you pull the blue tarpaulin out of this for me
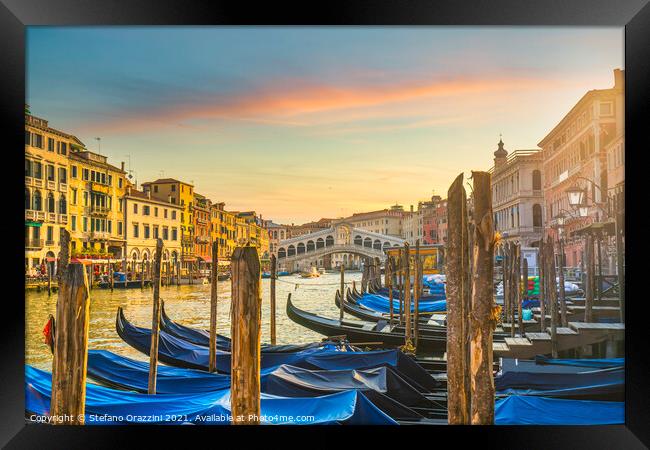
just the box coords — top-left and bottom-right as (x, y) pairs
(534, 355), (624, 369)
(357, 294), (446, 314)
(494, 395), (624, 425)
(496, 367), (624, 400)
(375, 287), (446, 301)
(25, 366), (397, 425)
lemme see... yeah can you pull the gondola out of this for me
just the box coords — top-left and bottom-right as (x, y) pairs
(160, 301), (337, 353)
(337, 289), (441, 325)
(286, 295), (448, 353)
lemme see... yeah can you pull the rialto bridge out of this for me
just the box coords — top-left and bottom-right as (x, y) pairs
(276, 222), (406, 269)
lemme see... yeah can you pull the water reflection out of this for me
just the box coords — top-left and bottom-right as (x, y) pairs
(26, 271), (363, 371)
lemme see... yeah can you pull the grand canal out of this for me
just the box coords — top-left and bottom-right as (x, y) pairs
(26, 271), (364, 371)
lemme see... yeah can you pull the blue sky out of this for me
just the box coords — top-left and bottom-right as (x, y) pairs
(27, 27), (623, 223)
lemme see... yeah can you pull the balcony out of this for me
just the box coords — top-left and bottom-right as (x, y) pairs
(45, 240), (55, 246)
(195, 236), (210, 244)
(25, 176), (33, 187)
(87, 205), (110, 216)
(47, 212), (57, 223)
(47, 180), (56, 190)
(89, 231), (110, 240)
(33, 178), (43, 188)
(58, 182), (68, 192)
(25, 238), (44, 249)
(182, 237), (193, 245)
(58, 214), (68, 225)
(25, 210), (36, 221)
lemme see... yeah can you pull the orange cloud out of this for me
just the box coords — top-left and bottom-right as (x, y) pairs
(81, 74), (556, 134)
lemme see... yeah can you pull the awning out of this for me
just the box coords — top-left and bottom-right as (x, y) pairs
(25, 221), (42, 227)
(46, 257), (56, 263)
(572, 220), (616, 237)
(200, 257), (212, 264)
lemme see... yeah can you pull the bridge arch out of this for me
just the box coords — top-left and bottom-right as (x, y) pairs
(306, 240), (315, 252)
(316, 238), (324, 249)
(363, 237), (372, 248)
(278, 247), (286, 258)
(373, 239), (381, 250)
(326, 235), (334, 247)
(288, 245), (296, 256)
(354, 235), (362, 246)
(297, 242), (305, 254)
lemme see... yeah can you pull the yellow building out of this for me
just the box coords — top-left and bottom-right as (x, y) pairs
(141, 179), (195, 266)
(209, 202), (230, 260)
(25, 113), (80, 269)
(123, 187), (183, 268)
(68, 150), (129, 259)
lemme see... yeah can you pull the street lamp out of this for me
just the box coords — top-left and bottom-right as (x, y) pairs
(566, 184), (586, 208)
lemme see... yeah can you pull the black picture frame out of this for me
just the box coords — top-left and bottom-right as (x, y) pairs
(2, 0), (649, 447)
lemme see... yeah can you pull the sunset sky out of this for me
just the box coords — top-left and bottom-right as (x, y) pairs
(27, 27), (623, 224)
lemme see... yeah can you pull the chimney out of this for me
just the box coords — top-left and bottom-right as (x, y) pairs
(614, 68), (624, 90)
(121, 161), (125, 172)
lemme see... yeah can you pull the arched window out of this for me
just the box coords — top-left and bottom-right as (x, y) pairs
(363, 237), (372, 248)
(171, 250), (178, 262)
(532, 204), (542, 228)
(33, 162), (42, 179)
(25, 188), (30, 210)
(288, 245), (296, 256)
(306, 240), (315, 252)
(297, 243), (305, 254)
(47, 164), (55, 182)
(383, 242), (391, 249)
(325, 236), (334, 247)
(47, 193), (55, 213)
(131, 249), (140, 261)
(316, 238), (324, 249)
(373, 239), (381, 250)
(532, 170), (541, 191)
(59, 194), (67, 214)
(25, 159), (32, 177)
(32, 190), (42, 211)
(278, 248), (286, 259)
(354, 235), (362, 246)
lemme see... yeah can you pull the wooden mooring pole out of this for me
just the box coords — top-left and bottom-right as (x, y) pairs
(147, 239), (164, 394)
(538, 239), (546, 333)
(387, 258), (394, 327)
(557, 238), (568, 327)
(414, 240), (420, 350)
(402, 242), (413, 350)
(585, 233), (594, 323)
(446, 173), (470, 424)
(270, 255), (277, 346)
(209, 241), (219, 372)
(520, 255), (527, 337)
(469, 171), (495, 425)
(230, 246), (262, 424)
(547, 237), (558, 358)
(339, 263), (345, 323)
(50, 263), (90, 424)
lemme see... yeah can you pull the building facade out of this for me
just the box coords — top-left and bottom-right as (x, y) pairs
(538, 68), (624, 269)
(141, 179), (195, 266)
(25, 114), (79, 269)
(123, 187), (183, 267)
(68, 150), (128, 259)
(490, 140), (545, 249)
(193, 193), (212, 265)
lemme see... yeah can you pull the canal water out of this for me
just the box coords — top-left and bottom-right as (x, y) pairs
(25, 271), (364, 371)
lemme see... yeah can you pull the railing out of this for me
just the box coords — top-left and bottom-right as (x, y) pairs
(278, 243), (386, 263)
(58, 182), (68, 192)
(25, 238), (44, 249)
(25, 210), (36, 221)
(47, 180), (56, 190)
(45, 240), (55, 246)
(47, 212), (56, 222)
(88, 205), (110, 215)
(58, 214), (68, 225)
(25, 176), (33, 186)
(90, 231), (110, 240)
(33, 178), (43, 188)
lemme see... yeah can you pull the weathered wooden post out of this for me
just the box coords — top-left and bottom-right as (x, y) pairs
(520, 255), (527, 337)
(140, 259), (145, 289)
(446, 173), (470, 424)
(176, 260), (181, 286)
(502, 244), (510, 330)
(547, 238), (558, 358)
(361, 259), (368, 293)
(86, 264), (93, 291)
(402, 242), (413, 350)
(469, 171), (495, 425)
(538, 240), (546, 332)
(230, 246), (262, 424)
(557, 238), (568, 327)
(108, 258), (114, 291)
(50, 263), (90, 424)
(209, 241), (219, 372)
(148, 239), (164, 394)
(339, 263), (345, 322)
(614, 194), (625, 323)
(585, 233), (594, 323)
(414, 240), (421, 349)
(270, 254), (277, 346)
(596, 231), (603, 302)
(47, 261), (52, 296)
(375, 257), (382, 288)
(56, 229), (71, 285)
(387, 258), (394, 327)
(398, 251), (404, 323)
